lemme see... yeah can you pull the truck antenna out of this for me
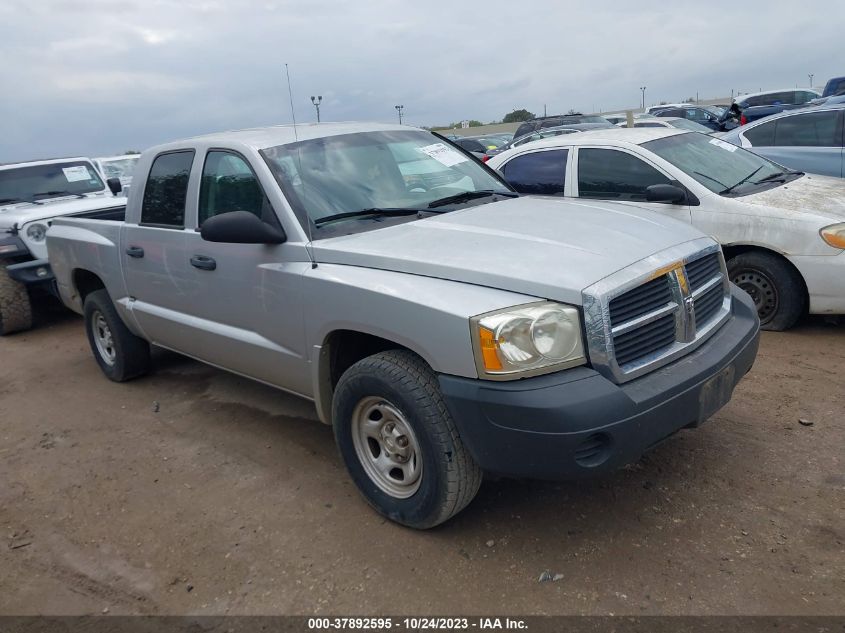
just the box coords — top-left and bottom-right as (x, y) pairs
(285, 63), (299, 141)
(284, 63), (317, 268)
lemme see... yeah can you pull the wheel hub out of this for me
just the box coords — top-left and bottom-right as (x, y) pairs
(351, 397), (423, 499)
(732, 269), (778, 323)
(91, 311), (116, 366)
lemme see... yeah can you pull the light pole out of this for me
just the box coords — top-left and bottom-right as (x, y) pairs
(639, 86), (646, 109)
(808, 73), (814, 88)
(395, 104), (404, 125)
(310, 95), (322, 123)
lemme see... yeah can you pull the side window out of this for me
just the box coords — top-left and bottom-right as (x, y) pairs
(501, 150), (568, 195)
(198, 151), (274, 226)
(773, 111), (840, 147)
(743, 120), (776, 146)
(141, 151), (194, 227)
(577, 149), (672, 201)
(796, 91), (815, 105)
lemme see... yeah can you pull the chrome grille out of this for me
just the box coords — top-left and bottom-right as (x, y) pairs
(583, 240), (732, 384)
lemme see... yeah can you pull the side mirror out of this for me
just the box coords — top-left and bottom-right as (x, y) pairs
(106, 178), (122, 195)
(201, 210), (286, 244)
(646, 184), (687, 204)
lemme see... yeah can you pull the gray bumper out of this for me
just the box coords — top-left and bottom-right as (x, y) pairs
(438, 287), (761, 480)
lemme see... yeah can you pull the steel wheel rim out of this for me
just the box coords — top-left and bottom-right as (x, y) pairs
(732, 268), (778, 323)
(350, 396), (423, 499)
(91, 310), (116, 366)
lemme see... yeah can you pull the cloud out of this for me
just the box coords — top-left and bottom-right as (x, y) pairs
(0, 0), (843, 161)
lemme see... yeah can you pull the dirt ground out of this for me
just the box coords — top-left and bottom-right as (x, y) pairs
(1, 302), (843, 616)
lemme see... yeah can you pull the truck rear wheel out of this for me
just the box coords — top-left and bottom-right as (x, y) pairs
(0, 265), (33, 335)
(83, 289), (151, 381)
(727, 251), (805, 331)
(332, 350), (482, 529)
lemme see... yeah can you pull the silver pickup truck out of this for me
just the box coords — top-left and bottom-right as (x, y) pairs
(47, 122), (760, 528)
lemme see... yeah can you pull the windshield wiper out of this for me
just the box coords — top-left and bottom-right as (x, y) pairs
(755, 170), (804, 184)
(30, 190), (86, 200)
(720, 166), (764, 195)
(693, 171), (728, 190)
(314, 207), (426, 227)
(427, 189), (518, 209)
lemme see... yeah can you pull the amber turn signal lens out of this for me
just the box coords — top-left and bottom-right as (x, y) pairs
(479, 327), (503, 371)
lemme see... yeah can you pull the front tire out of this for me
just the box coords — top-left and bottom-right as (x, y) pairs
(0, 265), (33, 335)
(332, 350), (482, 529)
(83, 289), (151, 381)
(727, 251), (805, 331)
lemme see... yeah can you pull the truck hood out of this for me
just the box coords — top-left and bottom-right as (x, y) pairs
(311, 197), (709, 305)
(0, 194), (120, 230)
(740, 173), (845, 222)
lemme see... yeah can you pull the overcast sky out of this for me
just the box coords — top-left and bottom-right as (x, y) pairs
(1, 0), (843, 162)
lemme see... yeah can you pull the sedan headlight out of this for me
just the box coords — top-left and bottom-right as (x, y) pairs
(25, 223), (48, 243)
(471, 301), (586, 379)
(820, 223), (845, 249)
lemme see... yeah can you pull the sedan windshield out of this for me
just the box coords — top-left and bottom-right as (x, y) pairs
(0, 161), (105, 203)
(642, 133), (790, 195)
(261, 130), (511, 231)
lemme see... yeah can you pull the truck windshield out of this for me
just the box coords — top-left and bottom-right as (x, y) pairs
(0, 161), (105, 203)
(642, 133), (792, 196)
(261, 130), (511, 231)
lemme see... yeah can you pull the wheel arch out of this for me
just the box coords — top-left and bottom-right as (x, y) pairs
(72, 268), (107, 304)
(313, 329), (426, 426)
(722, 243), (809, 316)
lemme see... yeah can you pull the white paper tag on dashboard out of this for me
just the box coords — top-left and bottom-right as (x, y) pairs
(709, 138), (738, 152)
(62, 166), (92, 182)
(417, 143), (469, 167)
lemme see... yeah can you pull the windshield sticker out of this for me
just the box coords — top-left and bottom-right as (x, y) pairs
(62, 166), (92, 182)
(709, 138), (738, 153)
(417, 143), (469, 167)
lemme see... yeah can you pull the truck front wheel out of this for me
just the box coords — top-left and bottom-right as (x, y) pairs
(332, 350), (482, 529)
(0, 266), (33, 335)
(83, 289), (151, 381)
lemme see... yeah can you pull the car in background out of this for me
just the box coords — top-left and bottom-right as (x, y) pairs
(731, 89), (821, 124)
(719, 104), (844, 178)
(652, 106), (737, 131)
(645, 103), (693, 114)
(484, 126), (582, 160)
(513, 114), (614, 138)
(0, 157), (126, 334)
(93, 154), (140, 193)
(821, 76), (845, 100)
(618, 117), (714, 133)
(452, 136), (508, 156)
(487, 128), (845, 330)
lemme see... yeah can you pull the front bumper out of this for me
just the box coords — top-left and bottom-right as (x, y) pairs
(4, 259), (57, 293)
(439, 287), (760, 480)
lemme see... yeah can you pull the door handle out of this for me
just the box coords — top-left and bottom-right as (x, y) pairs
(190, 255), (217, 271)
(125, 246), (145, 258)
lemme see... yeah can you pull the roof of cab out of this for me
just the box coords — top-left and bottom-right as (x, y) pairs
(160, 121), (415, 153)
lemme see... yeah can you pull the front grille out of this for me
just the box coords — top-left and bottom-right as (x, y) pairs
(613, 313), (676, 366)
(609, 275), (671, 323)
(590, 244), (732, 381)
(686, 252), (721, 290)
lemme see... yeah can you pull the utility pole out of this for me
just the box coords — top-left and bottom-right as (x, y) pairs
(544, 104), (547, 117)
(639, 86), (647, 110)
(395, 104), (404, 125)
(310, 95), (322, 123)
(808, 73), (814, 88)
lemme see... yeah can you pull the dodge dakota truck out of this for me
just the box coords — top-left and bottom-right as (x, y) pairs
(47, 123), (760, 528)
(1, 157), (126, 334)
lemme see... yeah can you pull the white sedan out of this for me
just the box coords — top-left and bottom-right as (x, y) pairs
(488, 128), (845, 330)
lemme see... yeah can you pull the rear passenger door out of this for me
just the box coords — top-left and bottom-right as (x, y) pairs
(572, 147), (693, 221)
(499, 149), (569, 195)
(742, 110), (843, 177)
(122, 150), (197, 351)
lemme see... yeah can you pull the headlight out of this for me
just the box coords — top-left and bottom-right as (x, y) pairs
(471, 301), (586, 379)
(26, 223), (48, 243)
(820, 223), (845, 249)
